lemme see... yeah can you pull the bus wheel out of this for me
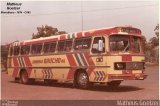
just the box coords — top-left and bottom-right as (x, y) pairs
(20, 70), (29, 84)
(107, 81), (121, 88)
(76, 71), (89, 89)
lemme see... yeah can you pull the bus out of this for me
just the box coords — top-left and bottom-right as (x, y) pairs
(7, 26), (147, 89)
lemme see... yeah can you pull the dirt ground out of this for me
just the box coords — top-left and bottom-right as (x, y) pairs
(1, 66), (159, 100)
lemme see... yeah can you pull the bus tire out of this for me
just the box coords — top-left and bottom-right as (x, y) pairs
(20, 70), (30, 84)
(107, 81), (121, 88)
(76, 71), (90, 89)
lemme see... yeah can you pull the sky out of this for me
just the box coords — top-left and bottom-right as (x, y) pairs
(1, 0), (159, 44)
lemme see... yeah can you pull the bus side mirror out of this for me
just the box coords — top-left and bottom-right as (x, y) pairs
(98, 40), (103, 52)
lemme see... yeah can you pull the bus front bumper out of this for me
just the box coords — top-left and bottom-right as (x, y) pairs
(108, 73), (147, 80)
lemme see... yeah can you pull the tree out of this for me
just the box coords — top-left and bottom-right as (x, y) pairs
(149, 37), (159, 47)
(32, 25), (67, 39)
(1, 44), (9, 70)
(141, 36), (147, 52)
(145, 24), (159, 63)
(144, 24), (159, 63)
(154, 24), (159, 38)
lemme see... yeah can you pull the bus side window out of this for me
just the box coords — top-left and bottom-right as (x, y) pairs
(43, 42), (57, 53)
(64, 40), (72, 52)
(49, 42), (56, 53)
(21, 45), (30, 55)
(31, 44), (42, 54)
(74, 39), (83, 50)
(57, 41), (65, 52)
(43, 43), (50, 53)
(13, 46), (20, 56)
(9, 47), (13, 56)
(92, 37), (105, 53)
(82, 37), (91, 49)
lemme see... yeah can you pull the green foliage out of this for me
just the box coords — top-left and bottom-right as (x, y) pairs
(32, 25), (67, 39)
(154, 24), (159, 38)
(144, 24), (159, 63)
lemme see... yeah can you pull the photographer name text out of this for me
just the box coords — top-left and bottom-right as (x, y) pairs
(1, 2), (31, 15)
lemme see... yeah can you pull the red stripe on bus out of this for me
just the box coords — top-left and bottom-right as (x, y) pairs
(66, 53), (77, 66)
(23, 56), (32, 77)
(60, 35), (66, 40)
(122, 55), (132, 77)
(83, 53), (95, 66)
(12, 57), (20, 77)
(122, 55), (132, 61)
(87, 67), (95, 76)
(13, 57), (19, 67)
(77, 32), (83, 38)
(84, 32), (90, 37)
(67, 68), (76, 79)
(23, 56), (32, 67)
(12, 68), (19, 77)
(92, 28), (118, 35)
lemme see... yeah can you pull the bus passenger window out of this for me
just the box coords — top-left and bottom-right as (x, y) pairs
(21, 45), (30, 55)
(43, 43), (50, 53)
(44, 42), (57, 53)
(74, 39), (83, 50)
(74, 38), (91, 50)
(31, 44), (42, 54)
(64, 40), (72, 52)
(82, 38), (91, 49)
(58, 41), (65, 52)
(50, 42), (56, 52)
(13, 46), (20, 56)
(92, 37), (105, 53)
(9, 47), (13, 56)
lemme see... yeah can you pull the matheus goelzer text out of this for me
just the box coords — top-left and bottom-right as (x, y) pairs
(1, 2), (31, 14)
(117, 100), (159, 106)
(6, 2), (22, 10)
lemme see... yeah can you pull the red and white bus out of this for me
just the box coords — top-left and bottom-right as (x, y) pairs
(7, 26), (147, 89)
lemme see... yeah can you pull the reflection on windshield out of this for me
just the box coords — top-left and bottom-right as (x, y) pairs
(109, 35), (141, 52)
(110, 35), (130, 52)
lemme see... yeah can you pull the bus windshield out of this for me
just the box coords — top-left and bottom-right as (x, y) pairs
(109, 35), (141, 52)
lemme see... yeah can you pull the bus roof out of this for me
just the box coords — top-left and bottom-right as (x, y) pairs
(11, 26), (142, 46)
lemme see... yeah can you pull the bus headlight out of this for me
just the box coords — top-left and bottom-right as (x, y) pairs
(114, 62), (125, 70)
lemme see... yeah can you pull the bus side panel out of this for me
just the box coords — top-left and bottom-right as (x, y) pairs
(28, 54), (74, 80)
(29, 55), (70, 68)
(7, 68), (14, 77)
(7, 57), (20, 78)
(88, 55), (122, 82)
(89, 67), (108, 82)
(33, 67), (72, 80)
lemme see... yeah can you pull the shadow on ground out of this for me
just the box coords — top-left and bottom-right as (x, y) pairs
(9, 80), (144, 92)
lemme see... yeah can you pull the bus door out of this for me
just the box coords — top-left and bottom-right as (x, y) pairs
(91, 36), (106, 66)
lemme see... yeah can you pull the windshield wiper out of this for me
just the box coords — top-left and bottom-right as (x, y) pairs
(123, 40), (129, 52)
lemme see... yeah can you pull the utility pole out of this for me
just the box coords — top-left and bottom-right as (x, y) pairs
(81, 0), (83, 31)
